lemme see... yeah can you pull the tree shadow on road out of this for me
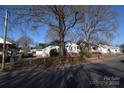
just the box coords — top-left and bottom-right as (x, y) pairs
(0, 62), (124, 88)
(120, 60), (124, 63)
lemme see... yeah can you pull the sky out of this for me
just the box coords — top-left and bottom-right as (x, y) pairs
(0, 5), (124, 46)
(111, 6), (124, 45)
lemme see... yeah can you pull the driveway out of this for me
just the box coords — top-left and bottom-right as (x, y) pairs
(0, 56), (124, 88)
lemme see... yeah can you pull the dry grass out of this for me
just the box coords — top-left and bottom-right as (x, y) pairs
(11, 57), (86, 70)
(1, 53), (123, 72)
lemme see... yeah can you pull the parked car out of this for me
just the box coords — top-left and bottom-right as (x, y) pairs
(21, 52), (33, 58)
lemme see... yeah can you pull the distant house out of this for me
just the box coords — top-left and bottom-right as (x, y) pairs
(120, 44), (124, 53)
(35, 41), (80, 57)
(36, 45), (59, 57)
(91, 44), (109, 54)
(65, 42), (80, 57)
(91, 44), (121, 54)
(35, 41), (122, 57)
(108, 46), (121, 53)
(0, 38), (13, 56)
(78, 41), (121, 54)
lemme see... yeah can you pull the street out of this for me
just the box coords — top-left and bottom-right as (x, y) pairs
(0, 56), (124, 88)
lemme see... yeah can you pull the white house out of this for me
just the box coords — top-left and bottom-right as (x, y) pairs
(65, 42), (80, 56)
(36, 41), (121, 57)
(0, 38), (12, 45)
(91, 44), (110, 54)
(36, 45), (59, 57)
(35, 42), (80, 57)
(91, 44), (121, 54)
(108, 46), (121, 53)
(0, 38), (12, 55)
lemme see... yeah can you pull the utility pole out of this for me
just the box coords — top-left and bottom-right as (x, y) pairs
(1, 9), (8, 70)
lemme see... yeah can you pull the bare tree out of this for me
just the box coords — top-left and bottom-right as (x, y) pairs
(1, 5), (82, 60)
(45, 28), (60, 44)
(90, 33), (112, 45)
(22, 5), (83, 60)
(65, 28), (83, 43)
(78, 6), (118, 50)
(45, 6), (82, 59)
(17, 34), (33, 55)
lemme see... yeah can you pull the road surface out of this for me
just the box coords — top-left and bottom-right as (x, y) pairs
(0, 56), (124, 88)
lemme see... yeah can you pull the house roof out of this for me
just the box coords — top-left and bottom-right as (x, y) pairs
(0, 38), (12, 45)
(65, 42), (78, 47)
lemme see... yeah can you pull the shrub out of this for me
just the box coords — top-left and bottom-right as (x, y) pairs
(67, 57), (74, 63)
(50, 48), (59, 57)
(80, 49), (92, 58)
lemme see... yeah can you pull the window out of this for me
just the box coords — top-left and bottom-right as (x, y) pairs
(93, 47), (97, 50)
(69, 47), (72, 51)
(108, 49), (111, 52)
(73, 47), (76, 51)
(77, 46), (80, 49)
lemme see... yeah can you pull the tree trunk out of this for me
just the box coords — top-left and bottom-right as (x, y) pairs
(59, 31), (65, 61)
(59, 17), (65, 61)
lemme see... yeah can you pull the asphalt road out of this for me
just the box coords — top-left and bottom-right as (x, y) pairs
(0, 56), (124, 88)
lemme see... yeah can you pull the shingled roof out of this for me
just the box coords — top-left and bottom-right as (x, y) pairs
(0, 37), (12, 44)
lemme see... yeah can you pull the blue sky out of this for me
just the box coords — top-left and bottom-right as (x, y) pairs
(111, 6), (124, 45)
(0, 6), (124, 45)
